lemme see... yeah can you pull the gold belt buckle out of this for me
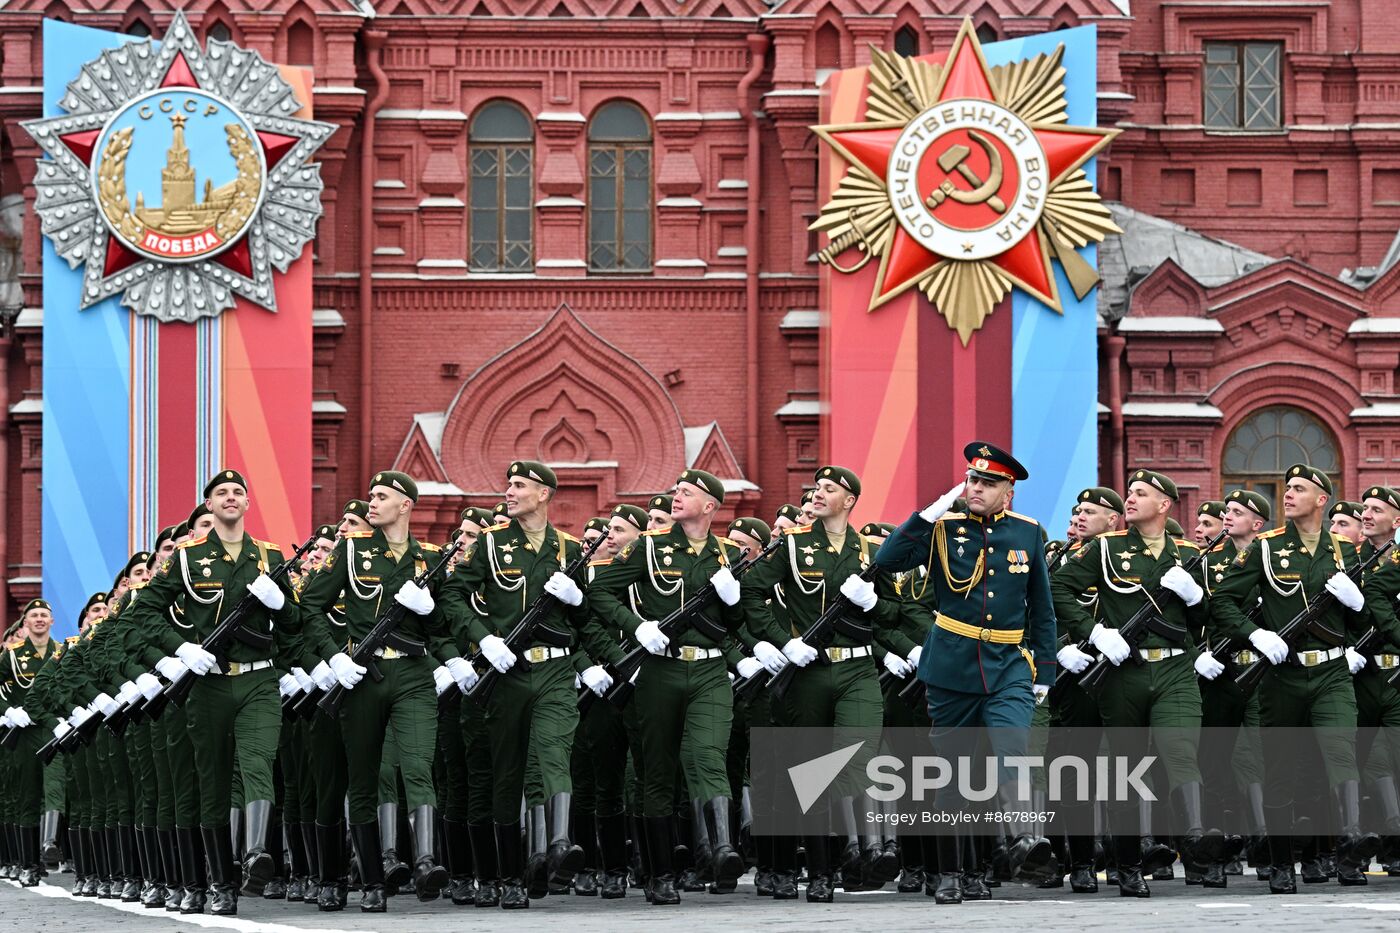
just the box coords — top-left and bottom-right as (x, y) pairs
(1384, 654), (1399, 669)
(681, 646), (697, 661)
(227, 662), (242, 676)
(1302, 650), (1318, 667)
(381, 647), (401, 660)
(1145, 648), (1162, 662)
(527, 647), (547, 663)
(827, 647), (845, 662)
(978, 628), (992, 642)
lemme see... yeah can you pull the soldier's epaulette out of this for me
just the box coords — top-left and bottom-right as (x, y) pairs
(641, 528), (671, 537)
(1003, 510), (1040, 525)
(178, 535), (207, 549)
(344, 531), (374, 539)
(1100, 530), (1129, 537)
(421, 542), (442, 553)
(3, 638), (22, 650)
(129, 581), (148, 591)
(937, 512), (967, 521)
(717, 536), (739, 547)
(589, 558), (613, 568)
(483, 522), (510, 534)
(1210, 540), (1229, 552)
(1258, 527), (1287, 540)
(783, 524), (813, 536)
(65, 636), (79, 646)
(1173, 538), (1199, 550)
(253, 538), (282, 552)
(557, 530), (579, 544)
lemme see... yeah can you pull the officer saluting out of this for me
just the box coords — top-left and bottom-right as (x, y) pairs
(874, 443), (1057, 903)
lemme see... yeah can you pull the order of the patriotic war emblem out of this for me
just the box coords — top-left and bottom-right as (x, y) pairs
(22, 10), (334, 323)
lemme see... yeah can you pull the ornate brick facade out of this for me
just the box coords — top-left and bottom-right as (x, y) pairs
(0, 1), (1397, 613)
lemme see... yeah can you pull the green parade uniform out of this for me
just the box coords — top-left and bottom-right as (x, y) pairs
(590, 470), (747, 905)
(1210, 463), (1384, 892)
(1050, 472), (1214, 897)
(439, 461), (597, 909)
(1, 624), (57, 886)
(126, 497), (300, 913)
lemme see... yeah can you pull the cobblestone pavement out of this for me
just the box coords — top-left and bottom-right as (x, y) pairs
(5, 868), (1400, 932)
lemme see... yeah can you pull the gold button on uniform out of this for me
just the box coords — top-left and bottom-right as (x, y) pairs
(986, 614), (993, 621)
(988, 569), (995, 576)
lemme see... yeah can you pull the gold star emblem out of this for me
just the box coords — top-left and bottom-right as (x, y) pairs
(800, 545), (817, 556)
(660, 545), (676, 555)
(499, 543), (517, 555)
(1274, 546), (1295, 560)
(196, 556), (215, 569)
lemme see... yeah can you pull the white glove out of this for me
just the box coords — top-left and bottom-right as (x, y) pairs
(1194, 651), (1225, 681)
(0, 711), (10, 729)
(1346, 646), (1368, 675)
(1033, 684), (1050, 705)
(91, 693), (119, 718)
(1057, 643), (1094, 674)
(906, 645), (923, 668)
(394, 580), (435, 616)
(580, 665), (614, 696)
(634, 619), (670, 656)
(135, 673), (163, 701)
(1326, 572), (1365, 612)
(279, 673), (301, 698)
(291, 667), (315, 694)
(155, 656), (189, 683)
(920, 482), (966, 524)
(432, 665), (454, 697)
(736, 656), (764, 680)
(70, 706), (94, 726)
(840, 574), (878, 612)
(1161, 566), (1204, 607)
(783, 637), (819, 668)
(310, 660), (337, 691)
(883, 652), (913, 678)
(710, 566), (741, 607)
(52, 720), (72, 741)
(328, 652), (366, 689)
(1089, 624), (1131, 666)
(1248, 628), (1290, 665)
(543, 571), (584, 607)
(6, 707), (30, 729)
(248, 572), (285, 611)
(445, 656), (479, 691)
(175, 642), (217, 676)
(753, 641), (788, 676)
(479, 634), (517, 673)
(115, 681), (141, 707)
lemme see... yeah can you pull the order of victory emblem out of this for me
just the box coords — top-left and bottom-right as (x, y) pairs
(22, 11), (334, 322)
(811, 18), (1121, 344)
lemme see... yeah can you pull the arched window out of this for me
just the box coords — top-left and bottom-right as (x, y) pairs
(975, 23), (999, 45)
(894, 25), (920, 58)
(1221, 405), (1340, 518)
(207, 21), (233, 43)
(588, 102), (651, 272)
(286, 20), (315, 66)
(469, 102), (534, 272)
(125, 19), (153, 38)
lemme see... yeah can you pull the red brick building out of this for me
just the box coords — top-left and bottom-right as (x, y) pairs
(0, 0), (1397, 610)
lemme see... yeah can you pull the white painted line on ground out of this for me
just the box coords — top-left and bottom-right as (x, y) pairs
(3, 879), (378, 933)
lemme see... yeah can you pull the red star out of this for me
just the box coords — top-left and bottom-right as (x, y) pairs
(813, 20), (1116, 311)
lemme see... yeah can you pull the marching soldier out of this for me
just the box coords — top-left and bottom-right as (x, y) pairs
(0, 599), (58, 886)
(875, 445), (1057, 903)
(1330, 500), (1366, 546)
(1195, 501), (1226, 547)
(1211, 464), (1383, 893)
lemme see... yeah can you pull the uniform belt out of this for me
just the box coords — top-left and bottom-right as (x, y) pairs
(1296, 646), (1345, 667)
(1139, 648), (1184, 662)
(1233, 649), (1258, 666)
(523, 646), (571, 663)
(347, 640), (427, 660)
(666, 645), (723, 662)
(1374, 653), (1400, 670)
(935, 613), (1023, 644)
(824, 645), (873, 663)
(215, 659), (273, 676)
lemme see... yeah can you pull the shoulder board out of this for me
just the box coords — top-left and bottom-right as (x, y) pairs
(1100, 530), (1129, 538)
(178, 535), (207, 549)
(556, 530), (579, 543)
(783, 524), (813, 536)
(421, 542), (442, 553)
(65, 636), (79, 646)
(1003, 510), (1040, 525)
(253, 538), (279, 550)
(937, 511), (967, 521)
(3, 638), (22, 650)
(1331, 533), (1351, 548)
(588, 558), (613, 568)
(1173, 538), (1199, 550)
(345, 531), (374, 539)
(641, 528), (670, 537)
(128, 581), (148, 591)
(860, 534), (883, 547)
(1210, 541), (1229, 552)
(716, 536), (739, 547)
(1258, 527), (1287, 540)
(483, 522), (510, 533)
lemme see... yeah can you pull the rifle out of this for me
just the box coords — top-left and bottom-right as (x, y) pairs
(877, 664), (927, 712)
(318, 537), (466, 717)
(1236, 540), (1394, 698)
(0, 720), (23, 751)
(464, 532), (608, 704)
(733, 560), (883, 702)
(1063, 529), (1227, 701)
(1195, 599), (1262, 695)
(595, 534), (785, 712)
(140, 534), (318, 720)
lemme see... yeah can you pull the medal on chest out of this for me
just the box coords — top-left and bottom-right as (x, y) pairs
(661, 544), (676, 567)
(953, 535), (968, 558)
(800, 545), (816, 567)
(500, 542), (516, 565)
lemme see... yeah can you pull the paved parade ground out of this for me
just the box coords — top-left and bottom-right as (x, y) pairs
(6, 870), (1400, 933)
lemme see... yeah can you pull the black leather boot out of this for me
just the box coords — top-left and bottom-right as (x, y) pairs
(802, 830), (834, 903)
(769, 836), (798, 899)
(140, 826), (165, 907)
(117, 824), (141, 900)
(315, 822), (349, 911)
(1333, 780), (1381, 870)
(1174, 781), (1223, 870)
(994, 783), (1052, 881)
(409, 805), (448, 901)
(156, 828), (181, 909)
(350, 821), (386, 912)
(1068, 832), (1098, 892)
(299, 822), (321, 904)
(544, 792), (584, 888)
(202, 825), (239, 916)
(524, 805), (549, 898)
(18, 825), (40, 887)
(261, 813), (286, 898)
(705, 797), (744, 886)
(238, 800), (274, 895)
(67, 826), (86, 896)
(376, 803), (408, 895)
(497, 821), (529, 909)
(597, 811), (628, 898)
(572, 809), (598, 895)
(1265, 813), (1296, 894)
(645, 816), (680, 905)
(176, 827), (206, 913)
(930, 832), (962, 904)
(469, 822), (500, 907)
(1372, 776), (1400, 864)
(1114, 834), (1150, 898)
(443, 817), (475, 905)
(283, 822), (307, 901)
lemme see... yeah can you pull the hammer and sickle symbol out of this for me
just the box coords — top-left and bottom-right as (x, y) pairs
(924, 130), (1007, 214)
